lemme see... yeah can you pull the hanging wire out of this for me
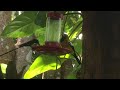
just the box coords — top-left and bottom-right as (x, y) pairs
(54, 55), (63, 78)
(54, 56), (58, 79)
(56, 56), (62, 66)
(56, 56), (58, 70)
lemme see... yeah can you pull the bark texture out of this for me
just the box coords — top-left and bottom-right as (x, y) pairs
(81, 11), (120, 79)
(0, 11), (15, 64)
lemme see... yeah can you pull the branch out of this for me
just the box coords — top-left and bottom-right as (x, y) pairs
(64, 13), (82, 16)
(0, 39), (39, 57)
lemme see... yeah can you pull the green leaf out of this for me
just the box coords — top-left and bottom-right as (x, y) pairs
(73, 39), (82, 55)
(69, 20), (83, 41)
(24, 55), (61, 79)
(0, 64), (7, 74)
(65, 13), (81, 33)
(66, 65), (81, 79)
(64, 13), (83, 42)
(1, 11), (39, 38)
(34, 11), (47, 27)
(66, 73), (77, 79)
(34, 27), (46, 45)
(60, 54), (70, 59)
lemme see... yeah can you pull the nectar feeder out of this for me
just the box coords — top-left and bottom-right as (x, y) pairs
(32, 11), (72, 55)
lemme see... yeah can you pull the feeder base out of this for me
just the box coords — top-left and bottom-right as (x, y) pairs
(32, 42), (73, 55)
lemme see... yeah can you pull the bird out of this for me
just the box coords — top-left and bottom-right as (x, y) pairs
(60, 33), (81, 65)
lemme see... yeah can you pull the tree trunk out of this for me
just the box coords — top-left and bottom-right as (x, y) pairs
(0, 11), (15, 64)
(15, 36), (34, 76)
(0, 11), (33, 78)
(80, 11), (120, 79)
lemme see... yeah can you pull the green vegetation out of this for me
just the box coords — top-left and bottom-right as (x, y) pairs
(0, 11), (83, 79)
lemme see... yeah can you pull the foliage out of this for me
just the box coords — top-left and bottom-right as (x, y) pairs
(1, 11), (83, 79)
(2, 11), (45, 38)
(2, 11), (47, 45)
(24, 54), (66, 79)
(0, 64), (7, 74)
(66, 65), (81, 79)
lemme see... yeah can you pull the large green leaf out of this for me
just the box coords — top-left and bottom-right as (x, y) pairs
(1, 11), (39, 38)
(24, 55), (61, 79)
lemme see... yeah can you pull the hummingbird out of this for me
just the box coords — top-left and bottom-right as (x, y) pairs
(60, 33), (81, 65)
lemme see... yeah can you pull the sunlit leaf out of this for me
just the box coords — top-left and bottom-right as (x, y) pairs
(1, 11), (39, 38)
(65, 13), (81, 33)
(0, 64), (7, 74)
(69, 20), (83, 41)
(24, 55), (61, 79)
(60, 54), (70, 58)
(64, 13), (83, 43)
